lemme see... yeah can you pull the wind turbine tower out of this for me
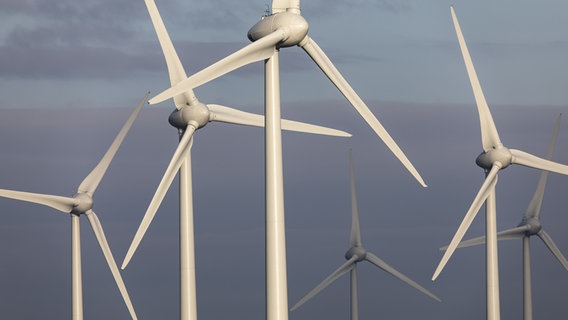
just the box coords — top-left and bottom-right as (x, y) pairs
(149, 2), (427, 319)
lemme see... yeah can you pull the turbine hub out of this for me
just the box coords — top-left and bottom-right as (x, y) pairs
(247, 12), (309, 48)
(345, 246), (366, 262)
(168, 102), (210, 130)
(475, 146), (512, 170)
(71, 193), (93, 214)
(519, 218), (542, 236)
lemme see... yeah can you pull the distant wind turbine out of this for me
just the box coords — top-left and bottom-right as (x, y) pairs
(433, 7), (568, 320)
(291, 151), (440, 320)
(442, 114), (568, 320)
(148, 1), (426, 318)
(122, 2), (350, 320)
(0, 93), (148, 320)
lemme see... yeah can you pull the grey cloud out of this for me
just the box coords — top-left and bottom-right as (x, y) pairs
(302, 0), (413, 16)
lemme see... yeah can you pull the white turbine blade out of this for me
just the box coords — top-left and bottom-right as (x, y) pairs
(0, 189), (75, 213)
(440, 225), (529, 250)
(290, 256), (357, 311)
(450, 6), (501, 151)
(525, 114), (561, 219)
(122, 127), (196, 269)
(149, 30), (287, 105)
(348, 151), (362, 247)
(78, 93), (148, 195)
(281, 119), (351, 137)
(300, 36), (426, 187)
(144, 0), (195, 108)
(365, 252), (441, 302)
(207, 104), (351, 137)
(85, 210), (138, 320)
(272, 0), (300, 13)
(433, 163), (500, 280)
(510, 149), (568, 176)
(537, 230), (568, 271)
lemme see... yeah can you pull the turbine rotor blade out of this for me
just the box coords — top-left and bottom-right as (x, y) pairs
(207, 104), (351, 137)
(433, 163), (500, 280)
(85, 210), (138, 320)
(510, 149), (568, 176)
(300, 36), (426, 187)
(149, 30), (287, 104)
(450, 6), (501, 151)
(524, 114), (561, 219)
(348, 150), (362, 247)
(122, 126), (196, 269)
(144, 0), (195, 107)
(537, 230), (568, 271)
(440, 225), (529, 250)
(290, 256), (358, 311)
(365, 252), (441, 302)
(78, 92), (148, 195)
(0, 189), (75, 213)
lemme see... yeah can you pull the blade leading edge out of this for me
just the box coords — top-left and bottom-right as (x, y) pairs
(365, 252), (441, 302)
(122, 126), (196, 269)
(78, 92), (148, 195)
(85, 210), (138, 319)
(149, 30), (287, 105)
(433, 163), (500, 280)
(450, 6), (501, 151)
(290, 256), (358, 311)
(144, 0), (195, 107)
(300, 36), (427, 187)
(207, 104), (351, 137)
(0, 189), (75, 213)
(348, 150), (362, 247)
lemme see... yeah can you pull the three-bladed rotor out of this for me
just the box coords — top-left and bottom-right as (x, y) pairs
(122, 0), (352, 271)
(0, 93), (148, 320)
(291, 151), (440, 318)
(148, 0), (427, 188)
(433, 6), (568, 282)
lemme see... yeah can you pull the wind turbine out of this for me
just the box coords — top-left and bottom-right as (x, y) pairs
(148, 2), (426, 319)
(121, 1), (350, 320)
(291, 151), (440, 320)
(433, 7), (568, 320)
(0, 93), (147, 320)
(148, 0), (427, 189)
(442, 114), (568, 320)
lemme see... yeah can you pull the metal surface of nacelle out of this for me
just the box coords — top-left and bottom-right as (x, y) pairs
(71, 193), (93, 214)
(475, 147), (512, 170)
(519, 218), (542, 235)
(247, 12), (308, 48)
(168, 103), (210, 130)
(345, 246), (366, 262)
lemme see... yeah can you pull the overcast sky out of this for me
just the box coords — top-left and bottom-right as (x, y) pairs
(0, 0), (567, 319)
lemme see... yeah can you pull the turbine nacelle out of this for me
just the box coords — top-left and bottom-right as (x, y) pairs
(475, 146), (512, 170)
(247, 12), (308, 48)
(71, 192), (94, 214)
(518, 218), (542, 236)
(345, 246), (367, 262)
(168, 102), (211, 130)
